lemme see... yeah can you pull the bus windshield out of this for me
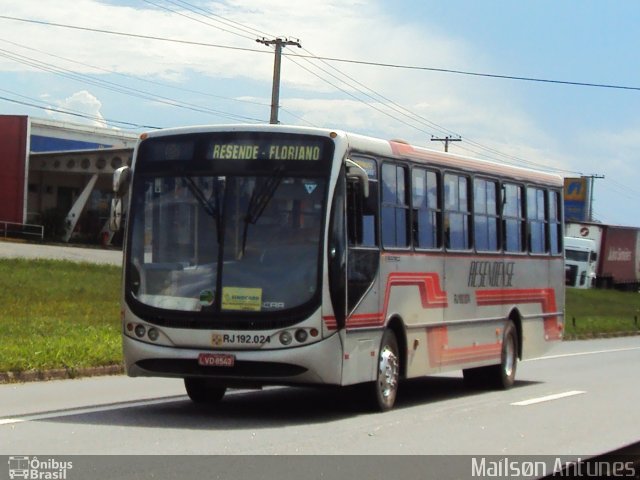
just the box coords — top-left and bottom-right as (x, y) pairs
(128, 173), (326, 314)
(125, 131), (334, 321)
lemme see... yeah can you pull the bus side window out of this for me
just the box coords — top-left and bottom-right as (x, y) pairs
(474, 178), (499, 251)
(381, 163), (409, 248)
(503, 183), (525, 252)
(548, 190), (563, 255)
(444, 173), (471, 250)
(527, 186), (547, 253)
(347, 180), (378, 247)
(412, 168), (441, 249)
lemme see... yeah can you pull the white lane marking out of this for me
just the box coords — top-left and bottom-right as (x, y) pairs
(511, 390), (586, 406)
(0, 396), (187, 426)
(526, 346), (640, 362)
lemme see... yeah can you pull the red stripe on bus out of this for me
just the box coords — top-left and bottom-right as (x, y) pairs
(323, 271), (448, 330)
(476, 288), (562, 340)
(384, 272), (448, 309)
(426, 325), (501, 367)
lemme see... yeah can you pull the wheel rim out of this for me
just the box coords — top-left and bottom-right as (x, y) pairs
(378, 344), (399, 405)
(504, 334), (516, 378)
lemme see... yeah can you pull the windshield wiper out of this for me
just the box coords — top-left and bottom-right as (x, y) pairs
(183, 176), (222, 243)
(240, 166), (284, 257)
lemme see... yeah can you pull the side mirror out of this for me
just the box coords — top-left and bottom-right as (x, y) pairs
(345, 159), (369, 198)
(113, 166), (131, 198)
(110, 166), (131, 232)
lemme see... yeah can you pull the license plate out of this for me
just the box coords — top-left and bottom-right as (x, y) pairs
(198, 353), (235, 367)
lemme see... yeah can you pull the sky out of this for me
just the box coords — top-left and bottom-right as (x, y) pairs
(0, 0), (639, 227)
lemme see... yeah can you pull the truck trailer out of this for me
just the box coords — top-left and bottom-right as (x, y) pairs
(565, 222), (640, 290)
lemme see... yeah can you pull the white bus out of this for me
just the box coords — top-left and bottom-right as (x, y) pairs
(111, 125), (565, 411)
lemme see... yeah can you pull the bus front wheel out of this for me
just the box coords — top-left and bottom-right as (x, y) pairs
(184, 378), (227, 403)
(370, 329), (400, 412)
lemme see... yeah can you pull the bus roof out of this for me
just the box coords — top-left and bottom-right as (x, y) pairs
(139, 124), (564, 187)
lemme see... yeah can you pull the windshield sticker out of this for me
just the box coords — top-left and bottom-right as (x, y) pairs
(222, 287), (263, 311)
(199, 289), (214, 307)
(304, 182), (318, 195)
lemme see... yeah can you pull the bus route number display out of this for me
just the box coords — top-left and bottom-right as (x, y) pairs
(209, 142), (322, 161)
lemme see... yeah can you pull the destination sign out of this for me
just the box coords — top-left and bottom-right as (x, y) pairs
(208, 142), (323, 161)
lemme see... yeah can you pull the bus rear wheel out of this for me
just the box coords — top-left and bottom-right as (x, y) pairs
(463, 321), (518, 390)
(494, 320), (518, 389)
(184, 378), (227, 403)
(370, 329), (400, 412)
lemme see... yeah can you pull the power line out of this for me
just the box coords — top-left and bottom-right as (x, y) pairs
(0, 46), (265, 123)
(286, 52), (640, 92)
(140, 0), (256, 41)
(1, 14), (639, 92)
(287, 50), (581, 173)
(161, 0), (273, 39)
(0, 89), (159, 129)
(0, 37), (272, 110)
(606, 178), (640, 201)
(0, 14), (268, 54)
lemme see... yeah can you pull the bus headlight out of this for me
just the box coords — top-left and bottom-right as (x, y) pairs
(279, 331), (293, 345)
(148, 328), (160, 342)
(295, 329), (308, 343)
(134, 324), (146, 338)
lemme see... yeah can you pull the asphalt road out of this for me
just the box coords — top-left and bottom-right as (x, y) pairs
(0, 337), (639, 479)
(0, 240), (122, 265)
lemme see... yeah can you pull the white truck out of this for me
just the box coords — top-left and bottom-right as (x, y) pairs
(564, 236), (598, 288)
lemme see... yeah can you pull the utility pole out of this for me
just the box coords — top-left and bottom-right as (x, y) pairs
(583, 174), (605, 222)
(431, 135), (461, 152)
(256, 37), (301, 124)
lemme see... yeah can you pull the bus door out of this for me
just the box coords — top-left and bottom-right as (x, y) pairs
(345, 157), (380, 322)
(328, 158), (381, 385)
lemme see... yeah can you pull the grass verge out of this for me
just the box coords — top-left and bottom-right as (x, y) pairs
(0, 258), (121, 373)
(565, 287), (640, 337)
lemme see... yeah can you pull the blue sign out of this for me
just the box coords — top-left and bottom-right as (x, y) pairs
(564, 177), (588, 221)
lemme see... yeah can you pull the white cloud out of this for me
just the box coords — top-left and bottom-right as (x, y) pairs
(46, 90), (107, 127)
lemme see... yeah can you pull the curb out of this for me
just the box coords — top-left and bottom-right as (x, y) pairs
(0, 364), (124, 384)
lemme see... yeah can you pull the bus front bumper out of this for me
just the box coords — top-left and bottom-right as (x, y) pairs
(123, 332), (344, 387)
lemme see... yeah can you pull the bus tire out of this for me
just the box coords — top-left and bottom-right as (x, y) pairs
(184, 378), (226, 403)
(463, 321), (518, 390)
(370, 329), (400, 412)
(494, 320), (518, 389)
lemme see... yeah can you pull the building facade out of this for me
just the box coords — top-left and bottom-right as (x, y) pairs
(0, 115), (138, 243)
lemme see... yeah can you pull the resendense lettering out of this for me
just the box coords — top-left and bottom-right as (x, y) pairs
(468, 261), (515, 288)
